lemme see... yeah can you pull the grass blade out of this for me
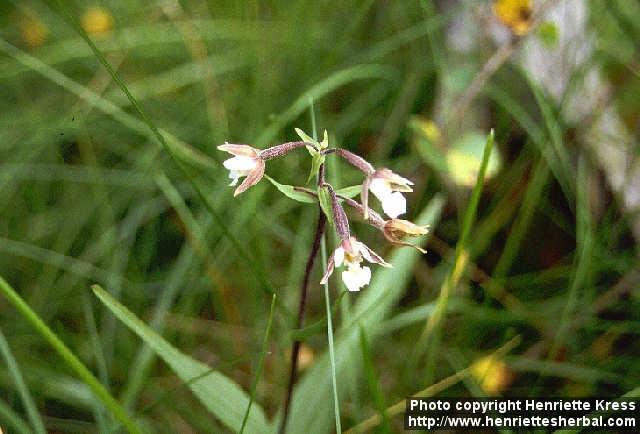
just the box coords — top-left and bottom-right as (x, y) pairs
(0, 276), (142, 434)
(413, 131), (494, 380)
(481, 159), (550, 322)
(0, 328), (47, 434)
(91, 284), (270, 434)
(358, 327), (391, 434)
(81, 295), (110, 432)
(549, 154), (593, 357)
(240, 293), (277, 434)
(120, 246), (198, 409)
(321, 234), (342, 433)
(256, 65), (394, 145)
(44, 0), (275, 298)
(0, 397), (33, 434)
(0, 38), (216, 172)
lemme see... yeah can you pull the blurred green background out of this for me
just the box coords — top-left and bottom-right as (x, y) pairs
(1, 0), (639, 433)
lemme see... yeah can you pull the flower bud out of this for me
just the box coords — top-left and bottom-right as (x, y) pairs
(323, 183), (351, 242)
(259, 141), (309, 160)
(383, 219), (429, 253)
(333, 149), (375, 175)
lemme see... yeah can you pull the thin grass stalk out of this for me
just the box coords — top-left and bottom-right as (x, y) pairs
(411, 131), (494, 381)
(549, 154), (592, 357)
(321, 232), (342, 434)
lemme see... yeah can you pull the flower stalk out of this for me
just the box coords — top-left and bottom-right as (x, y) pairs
(279, 207), (326, 434)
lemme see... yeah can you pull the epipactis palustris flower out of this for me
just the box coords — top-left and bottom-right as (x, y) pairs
(320, 236), (391, 292)
(383, 219), (430, 253)
(367, 168), (414, 219)
(218, 143), (265, 196)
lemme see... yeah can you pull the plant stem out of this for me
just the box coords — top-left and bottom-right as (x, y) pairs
(279, 207), (326, 434)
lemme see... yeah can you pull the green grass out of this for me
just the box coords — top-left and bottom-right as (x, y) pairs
(0, 277), (142, 433)
(1, 1), (639, 432)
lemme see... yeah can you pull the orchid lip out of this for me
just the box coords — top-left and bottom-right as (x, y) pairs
(320, 236), (391, 289)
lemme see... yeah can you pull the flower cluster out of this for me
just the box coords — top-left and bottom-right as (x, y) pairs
(218, 130), (429, 291)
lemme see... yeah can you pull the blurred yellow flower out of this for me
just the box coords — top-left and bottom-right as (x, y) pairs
(81, 6), (114, 36)
(20, 15), (48, 48)
(493, 0), (532, 36)
(471, 355), (514, 395)
(420, 119), (442, 145)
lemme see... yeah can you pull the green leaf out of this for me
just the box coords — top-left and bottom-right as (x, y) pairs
(289, 318), (326, 342)
(317, 187), (334, 226)
(358, 327), (392, 434)
(0, 38), (217, 172)
(264, 175), (316, 204)
(288, 291), (347, 343)
(319, 130), (329, 149)
(335, 185), (362, 199)
(91, 285), (271, 434)
(306, 145), (318, 155)
(307, 153), (326, 184)
(295, 127), (319, 157)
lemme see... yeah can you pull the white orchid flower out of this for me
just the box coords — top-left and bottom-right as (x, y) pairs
(218, 144), (265, 196)
(321, 237), (391, 292)
(367, 169), (414, 219)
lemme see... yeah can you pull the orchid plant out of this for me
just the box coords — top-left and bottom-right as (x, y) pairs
(218, 128), (428, 433)
(218, 129), (428, 290)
